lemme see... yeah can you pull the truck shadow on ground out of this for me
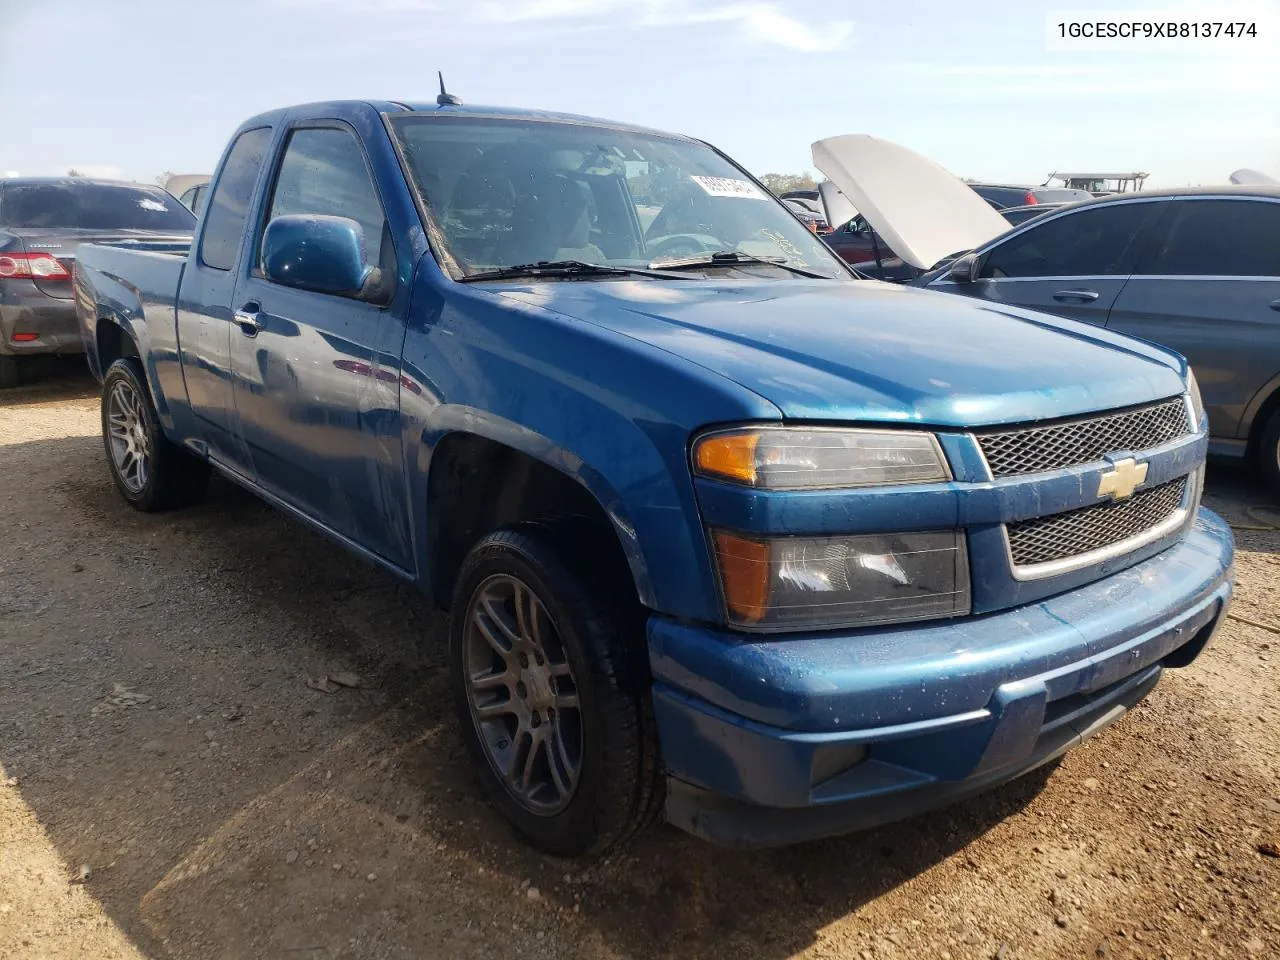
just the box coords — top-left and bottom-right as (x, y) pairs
(3, 430), (1271, 959)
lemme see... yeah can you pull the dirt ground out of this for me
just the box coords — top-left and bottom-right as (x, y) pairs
(1, 367), (1277, 960)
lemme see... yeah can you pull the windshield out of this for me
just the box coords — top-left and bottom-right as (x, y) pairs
(0, 181), (196, 231)
(389, 115), (849, 280)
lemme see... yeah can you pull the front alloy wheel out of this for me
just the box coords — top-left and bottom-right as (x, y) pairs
(463, 574), (583, 814)
(449, 526), (662, 856)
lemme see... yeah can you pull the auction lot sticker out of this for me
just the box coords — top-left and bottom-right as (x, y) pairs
(690, 176), (767, 199)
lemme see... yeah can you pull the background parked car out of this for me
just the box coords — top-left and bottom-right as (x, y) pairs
(969, 182), (1094, 209)
(778, 189), (823, 216)
(844, 203), (1071, 279)
(163, 173), (212, 215)
(782, 197), (829, 232)
(0, 178), (195, 387)
(179, 182), (211, 215)
(823, 191), (1081, 268)
(821, 212), (888, 263)
(924, 187), (1280, 488)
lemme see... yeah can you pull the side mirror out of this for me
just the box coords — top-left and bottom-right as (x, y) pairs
(262, 215), (374, 299)
(948, 252), (981, 283)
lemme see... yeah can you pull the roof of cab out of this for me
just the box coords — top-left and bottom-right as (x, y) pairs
(237, 99), (692, 141)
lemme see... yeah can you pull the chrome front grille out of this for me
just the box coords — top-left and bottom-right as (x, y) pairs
(1007, 478), (1188, 568)
(977, 397), (1190, 478)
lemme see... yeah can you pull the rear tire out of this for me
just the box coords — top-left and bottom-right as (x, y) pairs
(0, 355), (21, 389)
(101, 357), (210, 511)
(449, 526), (662, 857)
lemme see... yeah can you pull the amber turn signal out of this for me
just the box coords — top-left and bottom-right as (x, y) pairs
(694, 431), (760, 485)
(711, 531), (770, 623)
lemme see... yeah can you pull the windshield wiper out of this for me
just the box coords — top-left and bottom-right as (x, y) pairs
(647, 250), (832, 279)
(458, 259), (683, 282)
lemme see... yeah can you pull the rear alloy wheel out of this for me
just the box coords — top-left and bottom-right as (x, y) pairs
(101, 357), (210, 511)
(450, 527), (662, 856)
(106, 378), (152, 495)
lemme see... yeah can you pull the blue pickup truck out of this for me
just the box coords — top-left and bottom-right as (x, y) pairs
(75, 99), (1234, 854)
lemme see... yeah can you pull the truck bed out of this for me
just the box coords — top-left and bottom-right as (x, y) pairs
(75, 241), (191, 382)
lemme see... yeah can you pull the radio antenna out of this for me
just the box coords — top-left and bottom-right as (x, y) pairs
(436, 71), (462, 106)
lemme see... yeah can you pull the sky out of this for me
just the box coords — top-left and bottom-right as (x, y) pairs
(1, 0), (1278, 188)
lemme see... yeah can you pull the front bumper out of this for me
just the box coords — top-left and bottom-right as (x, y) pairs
(0, 286), (82, 356)
(650, 508), (1234, 847)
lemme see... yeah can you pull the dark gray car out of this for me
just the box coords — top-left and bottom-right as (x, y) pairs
(923, 187), (1280, 488)
(0, 178), (194, 386)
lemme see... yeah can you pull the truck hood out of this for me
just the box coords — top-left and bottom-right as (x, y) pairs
(811, 134), (1011, 270)
(497, 279), (1186, 427)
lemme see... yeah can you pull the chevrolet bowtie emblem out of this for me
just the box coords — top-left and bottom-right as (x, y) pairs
(1097, 457), (1148, 501)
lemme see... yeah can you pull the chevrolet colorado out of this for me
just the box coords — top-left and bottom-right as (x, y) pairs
(75, 99), (1234, 854)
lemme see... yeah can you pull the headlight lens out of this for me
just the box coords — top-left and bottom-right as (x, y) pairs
(1186, 369), (1205, 430)
(693, 427), (950, 489)
(711, 529), (970, 632)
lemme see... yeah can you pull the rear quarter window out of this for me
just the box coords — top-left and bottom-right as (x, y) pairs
(1137, 198), (1280, 277)
(0, 181), (196, 230)
(200, 127), (274, 271)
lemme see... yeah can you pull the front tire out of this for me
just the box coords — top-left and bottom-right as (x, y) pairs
(449, 526), (662, 856)
(101, 357), (210, 511)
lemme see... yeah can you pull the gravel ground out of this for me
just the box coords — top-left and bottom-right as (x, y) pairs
(1, 368), (1277, 960)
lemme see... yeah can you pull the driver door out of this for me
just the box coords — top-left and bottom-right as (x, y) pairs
(229, 122), (412, 568)
(931, 202), (1161, 327)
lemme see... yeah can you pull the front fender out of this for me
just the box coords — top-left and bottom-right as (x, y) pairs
(399, 277), (780, 622)
(419, 406), (656, 608)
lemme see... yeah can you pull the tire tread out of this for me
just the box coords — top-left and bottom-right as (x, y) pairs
(451, 526), (663, 856)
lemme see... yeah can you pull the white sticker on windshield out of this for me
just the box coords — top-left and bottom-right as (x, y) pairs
(689, 176), (767, 200)
(138, 198), (168, 212)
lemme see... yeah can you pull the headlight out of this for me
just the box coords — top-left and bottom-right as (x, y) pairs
(1186, 369), (1205, 430)
(711, 529), (970, 632)
(693, 427), (950, 489)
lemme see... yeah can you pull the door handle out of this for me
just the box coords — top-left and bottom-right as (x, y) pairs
(1269, 299), (1280, 311)
(1053, 289), (1100, 303)
(234, 302), (263, 336)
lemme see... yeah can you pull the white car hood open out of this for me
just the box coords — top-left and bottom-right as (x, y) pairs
(812, 134), (1012, 270)
(1229, 167), (1277, 185)
(817, 180), (858, 229)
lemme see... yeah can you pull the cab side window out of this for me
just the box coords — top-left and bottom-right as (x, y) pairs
(982, 203), (1154, 279)
(1136, 199), (1280, 278)
(263, 126), (387, 266)
(200, 127), (272, 271)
